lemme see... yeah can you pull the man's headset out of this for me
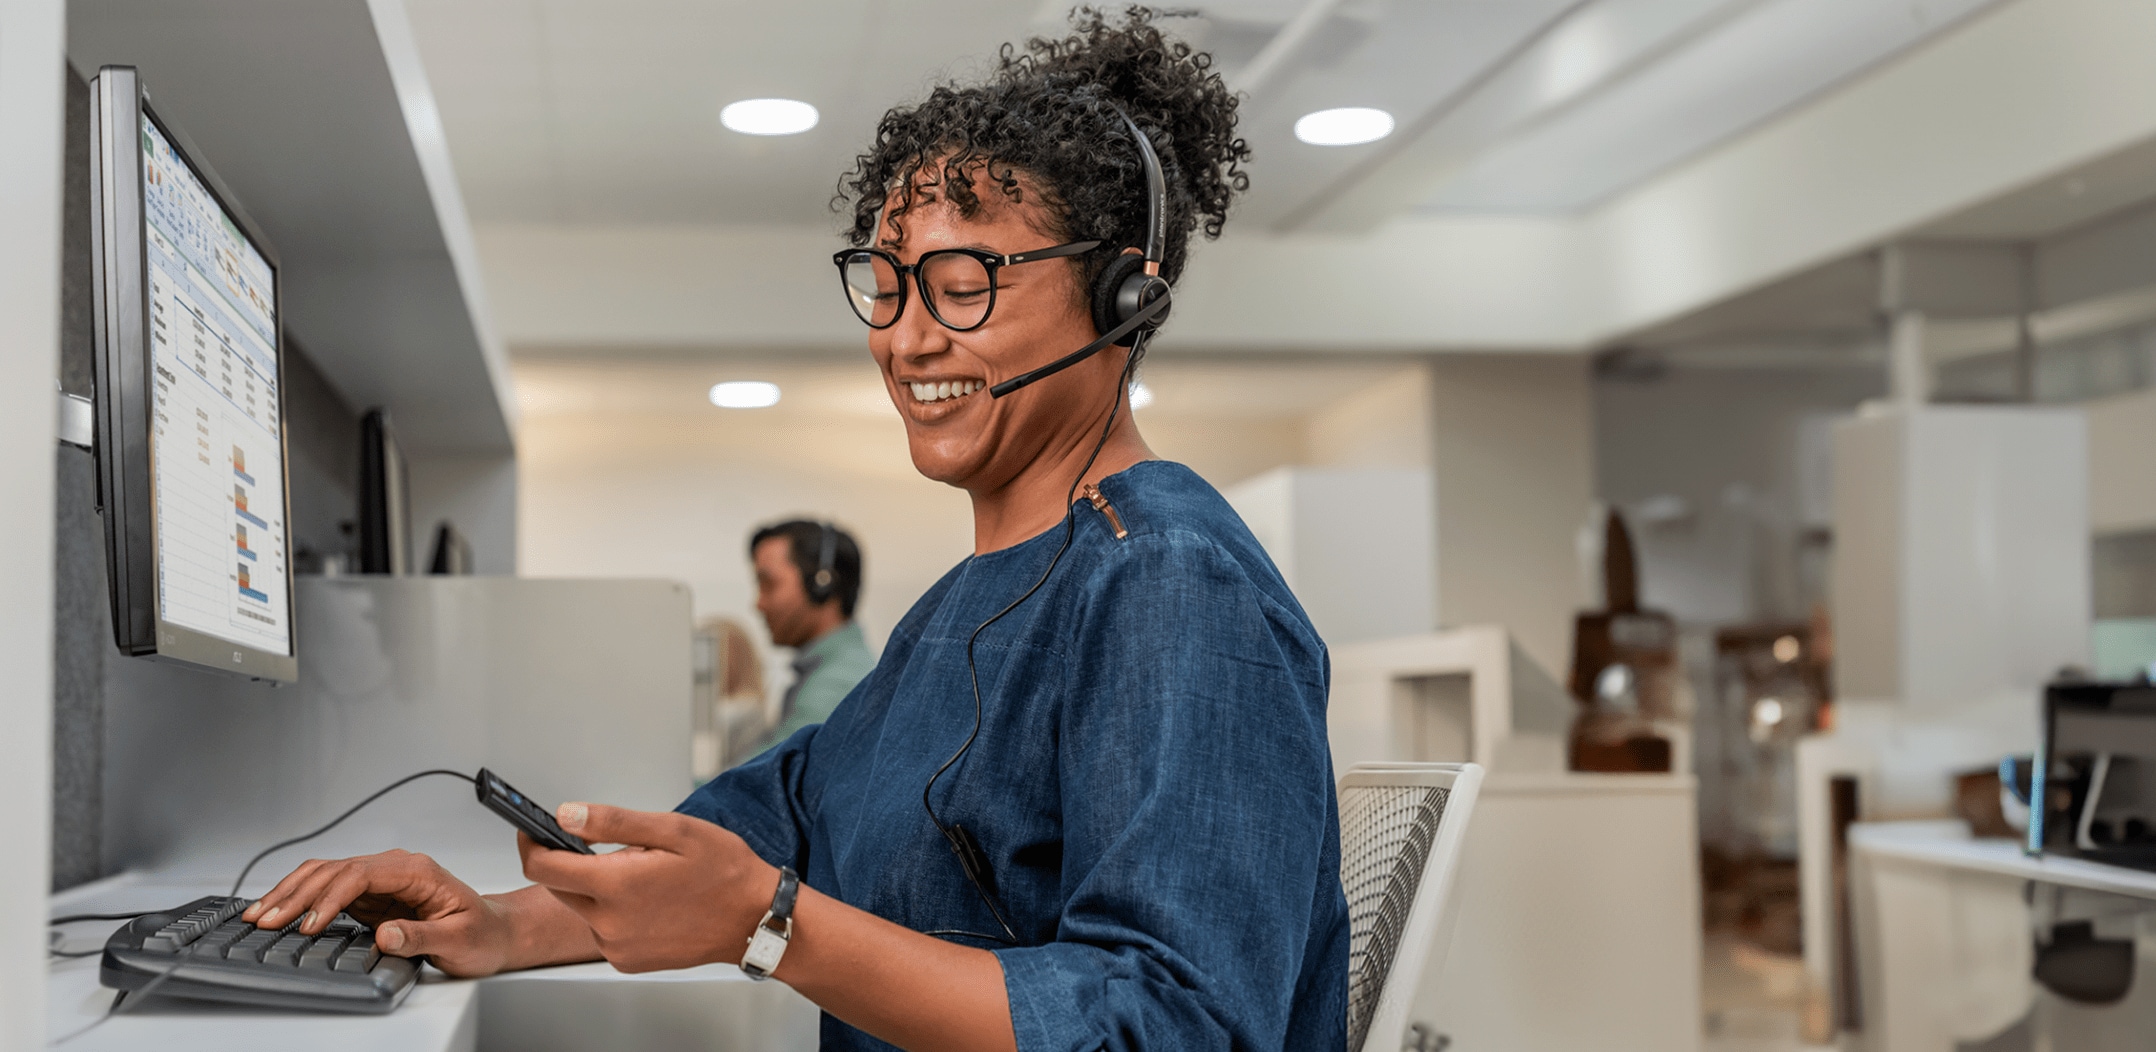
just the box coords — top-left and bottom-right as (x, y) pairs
(987, 104), (1171, 399)
(805, 521), (839, 605)
(924, 103), (1171, 947)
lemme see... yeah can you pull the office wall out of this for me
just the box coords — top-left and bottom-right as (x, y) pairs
(1594, 363), (1886, 625)
(513, 357), (1438, 685)
(515, 366), (974, 675)
(1430, 356), (1595, 677)
(411, 452), (518, 575)
(2088, 384), (2156, 535)
(1304, 364), (1433, 469)
(1, 0), (67, 1044)
(52, 67), (102, 894)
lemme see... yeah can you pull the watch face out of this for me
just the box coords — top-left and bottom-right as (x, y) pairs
(743, 925), (788, 979)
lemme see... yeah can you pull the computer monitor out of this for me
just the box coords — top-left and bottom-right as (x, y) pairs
(90, 66), (296, 682)
(357, 408), (412, 576)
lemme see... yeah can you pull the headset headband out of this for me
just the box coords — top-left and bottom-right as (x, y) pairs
(991, 102), (1169, 399)
(1117, 104), (1165, 272)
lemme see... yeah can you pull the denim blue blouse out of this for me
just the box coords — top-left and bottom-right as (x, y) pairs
(677, 460), (1349, 1051)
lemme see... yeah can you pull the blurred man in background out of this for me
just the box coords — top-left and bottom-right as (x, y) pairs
(750, 520), (873, 746)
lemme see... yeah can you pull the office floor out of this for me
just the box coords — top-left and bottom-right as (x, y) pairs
(1701, 933), (1837, 1052)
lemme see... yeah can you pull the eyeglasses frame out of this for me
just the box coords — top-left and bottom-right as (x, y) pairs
(832, 239), (1103, 332)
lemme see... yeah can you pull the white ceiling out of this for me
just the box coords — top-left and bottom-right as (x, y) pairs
(1409, 0), (2002, 216)
(1916, 136), (2156, 242)
(403, 0), (2006, 232)
(1615, 131), (2156, 354)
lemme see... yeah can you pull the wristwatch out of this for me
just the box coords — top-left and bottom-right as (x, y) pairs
(740, 866), (798, 981)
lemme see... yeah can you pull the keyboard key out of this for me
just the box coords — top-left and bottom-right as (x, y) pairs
(265, 932), (309, 968)
(143, 928), (186, 954)
(332, 933), (379, 974)
(191, 921), (247, 958)
(299, 936), (347, 970)
(230, 928), (280, 962)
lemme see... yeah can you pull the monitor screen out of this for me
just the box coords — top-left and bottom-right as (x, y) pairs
(140, 114), (291, 657)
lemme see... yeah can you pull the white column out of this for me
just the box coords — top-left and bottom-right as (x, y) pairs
(0, 0), (67, 1047)
(1888, 311), (1930, 407)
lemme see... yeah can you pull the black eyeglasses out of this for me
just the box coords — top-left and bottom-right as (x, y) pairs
(833, 240), (1100, 331)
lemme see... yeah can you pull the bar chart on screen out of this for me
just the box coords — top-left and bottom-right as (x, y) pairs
(143, 112), (290, 655)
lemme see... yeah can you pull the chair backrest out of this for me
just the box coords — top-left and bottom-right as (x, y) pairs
(1338, 761), (1484, 1052)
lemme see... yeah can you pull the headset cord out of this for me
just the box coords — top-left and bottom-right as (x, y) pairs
(922, 334), (1148, 947)
(223, 770), (478, 898)
(50, 769), (477, 1046)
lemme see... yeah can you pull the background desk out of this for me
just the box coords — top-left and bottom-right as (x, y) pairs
(1849, 820), (2156, 1052)
(1419, 772), (1703, 1052)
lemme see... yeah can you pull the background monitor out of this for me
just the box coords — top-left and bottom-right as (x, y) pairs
(90, 66), (296, 682)
(357, 407), (411, 575)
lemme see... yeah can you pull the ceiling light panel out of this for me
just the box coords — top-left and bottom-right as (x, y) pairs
(721, 98), (819, 136)
(1225, 0), (1577, 229)
(710, 380), (781, 408)
(1417, 0), (2005, 214)
(1295, 107), (1394, 146)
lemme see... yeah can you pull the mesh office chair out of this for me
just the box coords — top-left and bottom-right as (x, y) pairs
(1339, 762), (1485, 1052)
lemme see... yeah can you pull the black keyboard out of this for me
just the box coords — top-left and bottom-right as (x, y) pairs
(100, 896), (420, 1013)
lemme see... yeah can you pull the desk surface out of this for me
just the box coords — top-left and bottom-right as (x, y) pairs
(1851, 819), (2156, 900)
(47, 873), (806, 1051)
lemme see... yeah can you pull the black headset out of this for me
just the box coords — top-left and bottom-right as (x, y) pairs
(987, 103), (1171, 399)
(805, 520), (839, 605)
(924, 103), (1171, 947)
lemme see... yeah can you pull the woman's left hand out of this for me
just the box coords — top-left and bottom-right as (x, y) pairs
(519, 803), (780, 973)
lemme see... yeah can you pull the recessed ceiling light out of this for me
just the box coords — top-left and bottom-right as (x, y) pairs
(1129, 380), (1154, 410)
(1294, 107), (1395, 147)
(709, 381), (781, 408)
(720, 98), (819, 136)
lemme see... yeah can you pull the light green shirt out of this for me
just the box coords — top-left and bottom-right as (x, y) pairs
(769, 620), (875, 744)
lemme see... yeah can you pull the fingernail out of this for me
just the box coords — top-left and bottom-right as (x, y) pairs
(258, 907), (282, 927)
(301, 911), (317, 930)
(558, 802), (587, 830)
(378, 925), (404, 951)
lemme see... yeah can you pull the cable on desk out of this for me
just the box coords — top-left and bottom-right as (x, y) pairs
(225, 769), (477, 898)
(50, 768), (478, 1046)
(48, 911), (154, 926)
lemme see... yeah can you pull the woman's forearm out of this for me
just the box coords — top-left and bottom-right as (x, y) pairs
(774, 886), (1017, 1052)
(488, 884), (604, 971)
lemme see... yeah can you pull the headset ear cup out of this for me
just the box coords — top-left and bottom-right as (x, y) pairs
(1091, 254), (1149, 347)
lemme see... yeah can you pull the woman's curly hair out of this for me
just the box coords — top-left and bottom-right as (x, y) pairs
(835, 6), (1249, 291)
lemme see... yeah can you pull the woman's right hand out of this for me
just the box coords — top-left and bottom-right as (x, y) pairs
(238, 849), (519, 977)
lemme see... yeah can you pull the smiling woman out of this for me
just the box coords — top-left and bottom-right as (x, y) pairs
(237, 9), (1348, 1052)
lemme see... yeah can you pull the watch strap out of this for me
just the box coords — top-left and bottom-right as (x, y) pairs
(770, 864), (800, 922)
(740, 866), (798, 981)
